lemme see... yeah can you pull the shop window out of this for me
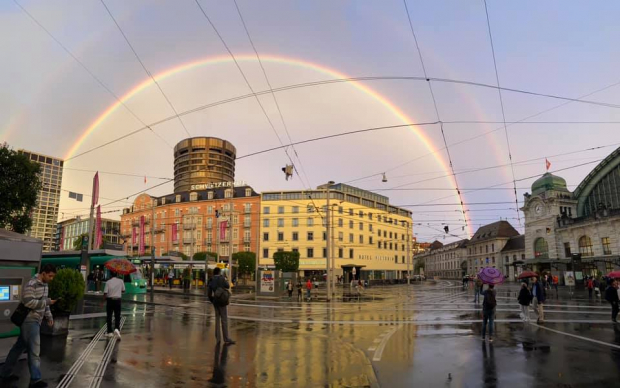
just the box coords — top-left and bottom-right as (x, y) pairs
(579, 236), (594, 257)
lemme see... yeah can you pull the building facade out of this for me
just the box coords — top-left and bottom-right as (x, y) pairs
(465, 221), (521, 276)
(500, 235), (525, 281)
(523, 147), (620, 281)
(18, 150), (63, 252)
(174, 137), (236, 193)
(259, 183), (413, 281)
(56, 217), (121, 251)
(419, 240), (468, 279)
(120, 186), (260, 261)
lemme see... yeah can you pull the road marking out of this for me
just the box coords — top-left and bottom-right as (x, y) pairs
(57, 324), (108, 388)
(88, 317), (127, 388)
(372, 327), (399, 361)
(529, 322), (620, 350)
(368, 346), (377, 352)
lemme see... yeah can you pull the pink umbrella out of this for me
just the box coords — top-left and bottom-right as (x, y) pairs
(477, 268), (504, 285)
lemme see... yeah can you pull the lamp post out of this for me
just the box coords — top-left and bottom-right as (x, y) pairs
(326, 185), (331, 302)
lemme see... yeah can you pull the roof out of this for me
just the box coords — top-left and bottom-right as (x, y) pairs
(0, 229), (43, 244)
(574, 146), (620, 215)
(501, 235), (525, 252)
(469, 221), (520, 243)
(531, 173), (569, 196)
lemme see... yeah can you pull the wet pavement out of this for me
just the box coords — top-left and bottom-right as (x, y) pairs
(3, 281), (620, 387)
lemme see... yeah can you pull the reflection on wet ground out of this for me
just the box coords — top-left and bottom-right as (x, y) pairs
(4, 281), (620, 387)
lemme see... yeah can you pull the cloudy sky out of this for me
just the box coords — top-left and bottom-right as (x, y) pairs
(2, 0), (620, 242)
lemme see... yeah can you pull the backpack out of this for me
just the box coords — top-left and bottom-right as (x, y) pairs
(214, 287), (230, 306)
(483, 290), (497, 309)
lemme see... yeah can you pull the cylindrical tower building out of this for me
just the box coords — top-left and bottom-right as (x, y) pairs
(173, 137), (236, 193)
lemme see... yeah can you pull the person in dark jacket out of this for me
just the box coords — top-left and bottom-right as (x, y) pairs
(481, 284), (497, 342)
(517, 283), (531, 322)
(604, 280), (619, 323)
(531, 277), (546, 323)
(208, 268), (235, 345)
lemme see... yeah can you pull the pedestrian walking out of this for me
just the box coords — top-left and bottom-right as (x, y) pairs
(95, 268), (104, 292)
(168, 269), (174, 290)
(306, 279), (312, 302)
(552, 275), (559, 298)
(104, 271), (125, 340)
(296, 280), (303, 302)
(287, 280), (294, 299)
(531, 277), (546, 323)
(517, 283), (531, 322)
(87, 272), (95, 292)
(208, 267), (235, 344)
(1, 264), (57, 388)
(587, 277), (594, 299)
(481, 284), (497, 342)
(594, 278), (601, 299)
(604, 279), (619, 323)
(474, 278), (483, 304)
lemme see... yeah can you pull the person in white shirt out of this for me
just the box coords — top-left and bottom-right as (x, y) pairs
(104, 271), (125, 340)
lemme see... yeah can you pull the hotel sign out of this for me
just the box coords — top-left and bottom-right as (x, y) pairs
(190, 181), (247, 191)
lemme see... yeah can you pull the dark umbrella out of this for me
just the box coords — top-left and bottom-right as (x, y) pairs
(606, 271), (620, 279)
(104, 258), (137, 275)
(477, 268), (504, 285)
(517, 271), (539, 279)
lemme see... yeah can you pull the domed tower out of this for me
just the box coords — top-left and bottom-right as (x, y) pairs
(522, 172), (577, 266)
(173, 137), (236, 193)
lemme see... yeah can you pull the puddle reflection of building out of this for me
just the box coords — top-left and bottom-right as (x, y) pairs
(481, 342), (497, 387)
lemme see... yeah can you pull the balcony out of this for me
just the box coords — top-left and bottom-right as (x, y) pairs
(243, 237), (251, 243)
(172, 239), (179, 245)
(183, 238), (196, 244)
(244, 208), (251, 214)
(243, 222), (251, 228)
(206, 224), (213, 230)
(183, 224), (196, 230)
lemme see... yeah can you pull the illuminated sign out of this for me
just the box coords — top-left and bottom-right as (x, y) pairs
(190, 181), (247, 191)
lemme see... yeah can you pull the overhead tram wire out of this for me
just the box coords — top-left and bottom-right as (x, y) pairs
(99, 0), (191, 138)
(12, 0), (172, 150)
(483, 0), (520, 227)
(63, 73), (620, 162)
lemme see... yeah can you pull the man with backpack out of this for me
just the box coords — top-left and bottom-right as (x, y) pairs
(208, 267), (235, 345)
(604, 279), (619, 323)
(481, 284), (497, 342)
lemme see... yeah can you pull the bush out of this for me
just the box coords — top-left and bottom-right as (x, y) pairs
(234, 252), (256, 282)
(273, 251), (300, 272)
(193, 251), (218, 261)
(49, 268), (85, 312)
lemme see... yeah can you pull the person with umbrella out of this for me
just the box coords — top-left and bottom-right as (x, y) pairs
(104, 259), (135, 340)
(477, 268), (503, 342)
(531, 277), (546, 323)
(518, 283), (532, 321)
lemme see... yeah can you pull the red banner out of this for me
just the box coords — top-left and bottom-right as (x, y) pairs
(92, 172), (99, 206)
(95, 205), (102, 249)
(172, 223), (178, 242)
(139, 215), (145, 255)
(219, 220), (228, 241)
(132, 227), (137, 245)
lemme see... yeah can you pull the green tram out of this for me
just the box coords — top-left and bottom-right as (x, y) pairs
(41, 251), (147, 294)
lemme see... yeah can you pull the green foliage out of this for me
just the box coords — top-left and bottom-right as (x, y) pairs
(193, 251), (218, 261)
(0, 143), (42, 233)
(49, 268), (85, 312)
(273, 251), (300, 273)
(163, 252), (189, 260)
(234, 252), (256, 278)
(73, 234), (88, 250)
(414, 261), (425, 274)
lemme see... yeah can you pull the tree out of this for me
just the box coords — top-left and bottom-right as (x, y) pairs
(73, 234), (88, 250)
(273, 251), (300, 273)
(233, 251), (256, 284)
(414, 261), (425, 274)
(0, 143), (42, 233)
(193, 251), (218, 261)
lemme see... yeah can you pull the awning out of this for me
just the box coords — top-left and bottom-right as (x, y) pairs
(340, 264), (367, 269)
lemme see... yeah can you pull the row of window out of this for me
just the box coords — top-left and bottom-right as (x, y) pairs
(261, 247), (408, 264)
(262, 205), (408, 226)
(534, 235), (613, 258)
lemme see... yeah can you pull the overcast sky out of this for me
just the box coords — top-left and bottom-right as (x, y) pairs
(2, 0), (620, 242)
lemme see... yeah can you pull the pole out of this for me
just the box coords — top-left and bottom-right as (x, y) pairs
(331, 202), (335, 297)
(150, 199), (155, 298)
(87, 181), (96, 252)
(255, 202), (261, 295)
(407, 220), (411, 285)
(326, 186), (331, 302)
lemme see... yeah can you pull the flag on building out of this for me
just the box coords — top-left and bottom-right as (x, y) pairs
(132, 227), (137, 245)
(139, 215), (145, 255)
(172, 223), (178, 242)
(546, 158), (551, 171)
(92, 172), (99, 206)
(219, 220), (228, 241)
(95, 205), (102, 249)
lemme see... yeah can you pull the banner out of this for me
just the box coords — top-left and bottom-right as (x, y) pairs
(132, 227), (137, 245)
(95, 205), (102, 249)
(219, 220), (228, 241)
(260, 270), (274, 293)
(172, 223), (178, 242)
(92, 172), (99, 206)
(139, 215), (145, 255)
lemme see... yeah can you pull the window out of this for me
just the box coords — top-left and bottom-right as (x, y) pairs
(564, 242), (572, 258)
(359, 222), (363, 231)
(485, 245), (489, 253)
(338, 206), (343, 214)
(579, 236), (594, 257)
(175, 209), (180, 217)
(190, 192), (198, 201)
(233, 229), (239, 239)
(307, 205), (315, 213)
(359, 235), (364, 244)
(389, 232), (393, 239)
(349, 220), (354, 229)
(292, 206), (299, 214)
(207, 206), (213, 215)
(292, 218), (299, 227)
(534, 238), (549, 259)
(307, 232), (314, 241)
(369, 236), (373, 245)
(208, 191), (213, 200)
(292, 232), (299, 241)
(492, 243), (495, 252)
(378, 241), (382, 249)
(244, 203), (251, 213)
(323, 248), (327, 258)
(307, 218), (314, 227)
(369, 224), (373, 232)
(278, 218), (284, 227)
(349, 234), (354, 243)
(225, 189), (233, 199)
(263, 248), (269, 259)
(263, 206), (270, 214)
(602, 237), (612, 255)
(338, 232), (343, 242)
(278, 206), (284, 214)
(175, 195), (181, 203)
(307, 248), (314, 258)
(263, 219), (270, 227)
(263, 232), (269, 241)
(245, 188), (252, 197)
(383, 231), (387, 238)
(323, 232), (327, 241)
(338, 248), (343, 258)
(359, 211), (364, 218)
(349, 249), (354, 259)
(349, 208), (354, 216)
(338, 218), (343, 227)
(278, 232), (284, 242)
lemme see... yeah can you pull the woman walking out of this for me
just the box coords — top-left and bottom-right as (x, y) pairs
(518, 283), (531, 322)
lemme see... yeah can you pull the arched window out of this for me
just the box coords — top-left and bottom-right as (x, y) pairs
(579, 236), (594, 257)
(534, 238), (549, 259)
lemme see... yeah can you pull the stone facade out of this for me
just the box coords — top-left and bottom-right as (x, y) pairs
(420, 239), (468, 279)
(465, 221), (520, 276)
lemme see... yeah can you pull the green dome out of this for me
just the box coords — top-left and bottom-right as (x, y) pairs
(531, 173), (568, 195)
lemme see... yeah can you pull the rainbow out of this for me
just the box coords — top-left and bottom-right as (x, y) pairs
(62, 54), (472, 235)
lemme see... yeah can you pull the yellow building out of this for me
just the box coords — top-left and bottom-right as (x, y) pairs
(259, 183), (413, 282)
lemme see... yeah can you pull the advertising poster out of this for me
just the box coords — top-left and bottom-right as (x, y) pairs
(564, 272), (576, 287)
(261, 270), (274, 293)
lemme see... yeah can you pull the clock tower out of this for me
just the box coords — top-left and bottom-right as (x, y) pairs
(522, 173), (577, 266)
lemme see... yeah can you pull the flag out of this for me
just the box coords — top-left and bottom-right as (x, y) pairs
(172, 223), (178, 242)
(132, 227), (137, 245)
(546, 158), (551, 171)
(95, 205), (102, 249)
(92, 172), (99, 206)
(139, 215), (145, 255)
(220, 220), (228, 241)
